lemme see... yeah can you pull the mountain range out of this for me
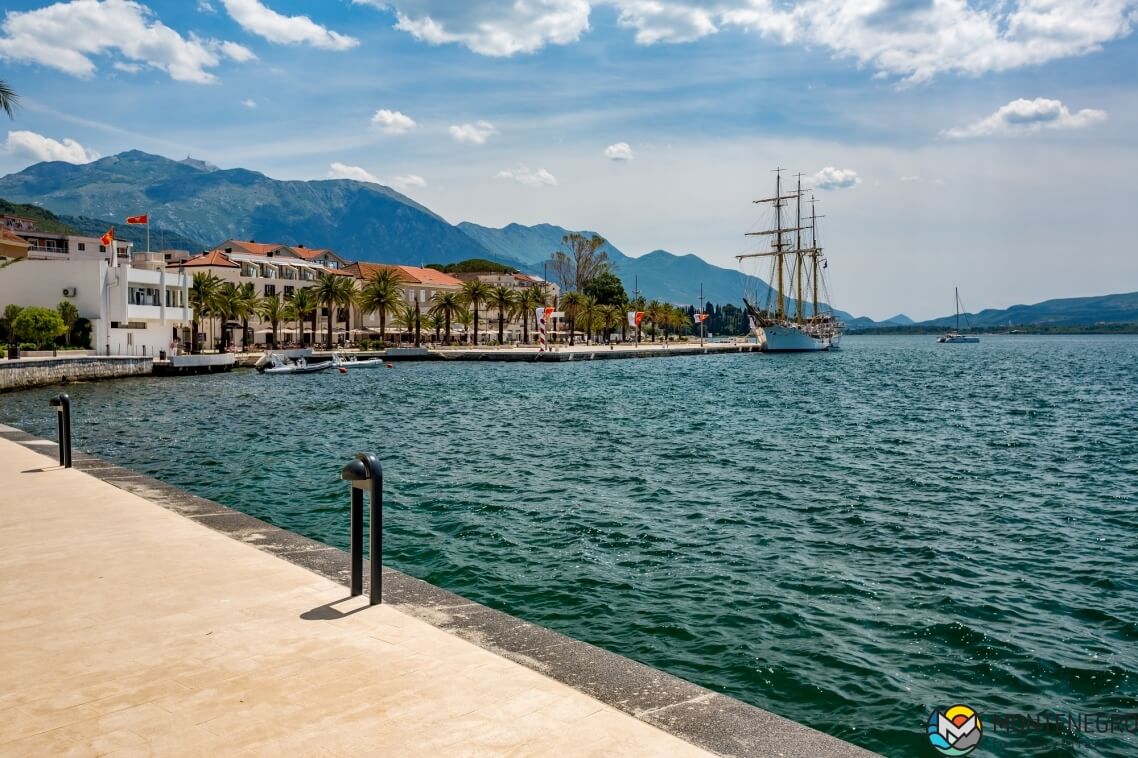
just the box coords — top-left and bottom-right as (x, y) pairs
(1, 150), (1134, 329)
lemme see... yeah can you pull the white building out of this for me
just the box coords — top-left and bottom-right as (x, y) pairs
(0, 233), (191, 357)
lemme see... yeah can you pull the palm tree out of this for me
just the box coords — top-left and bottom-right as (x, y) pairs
(189, 272), (221, 354)
(424, 312), (442, 343)
(559, 291), (585, 346)
(315, 272), (355, 349)
(215, 282), (244, 350)
(455, 306), (473, 342)
(645, 300), (666, 342)
(0, 80), (18, 119)
(599, 303), (622, 343)
(358, 268), (404, 345)
(286, 287), (317, 346)
(517, 285), (546, 344)
(486, 285), (517, 344)
(233, 282), (259, 351)
(391, 299), (415, 344)
(258, 293), (286, 348)
(429, 290), (463, 345)
(459, 279), (492, 346)
(577, 295), (600, 342)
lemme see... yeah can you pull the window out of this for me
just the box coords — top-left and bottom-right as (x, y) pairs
(99, 245), (106, 253)
(77, 242), (86, 251)
(264, 284), (276, 296)
(284, 285), (295, 297)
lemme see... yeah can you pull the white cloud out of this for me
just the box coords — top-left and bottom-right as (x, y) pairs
(215, 40), (257, 62)
(604, 142), (635, 161)
(357, 1), (1137, 83)
(942, 98), (1108, 139)
(197, 0), (216, 13)
(392, 174), (427, 189)
(900, 175), (921, 182)
(615, 1), (717, 44)
(812, 166), (860, 190)
(495, 165), (558, 187)
(6, 130), (99, 164)
(221, 0), (358, 50)
(0, 0), (246, 83)
(450, 121), (497, 144)
(241, 98), (257, 108)
(353, 0), (590, 56)
(328, 162), (380, 183)
(371, 109), (417, 134)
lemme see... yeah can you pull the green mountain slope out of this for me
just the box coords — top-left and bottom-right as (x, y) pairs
(0, 150), (495, 267)
(921, 292), (1138, 328)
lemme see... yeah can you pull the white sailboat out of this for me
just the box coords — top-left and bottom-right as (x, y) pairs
(738, 169), (843, 352)
(937, 288), (979, 343)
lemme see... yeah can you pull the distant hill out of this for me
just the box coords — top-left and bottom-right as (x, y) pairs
(0, 197), (78, 234)
(0, 150), (496, 267)
(883, 314), (914, 326)
(919, 291), (1138, 328)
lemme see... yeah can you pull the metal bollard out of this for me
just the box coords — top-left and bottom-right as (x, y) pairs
(48, 394), (72, 468)
(340, 452), (383, 605)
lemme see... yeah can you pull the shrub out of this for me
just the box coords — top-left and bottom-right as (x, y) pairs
(12, 306), (67, 346)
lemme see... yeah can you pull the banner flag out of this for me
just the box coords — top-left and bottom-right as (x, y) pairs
(693, 313), (708, 324)
(100, 226), (115, 245)
(627, 310), (645, 327)
(125, 214), (149, 225)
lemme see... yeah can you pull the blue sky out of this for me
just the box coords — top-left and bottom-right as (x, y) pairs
(1, 0), (1136, 319)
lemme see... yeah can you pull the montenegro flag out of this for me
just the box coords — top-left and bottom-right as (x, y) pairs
(125, 214), (148, 225)
(100, 227), (114, 246)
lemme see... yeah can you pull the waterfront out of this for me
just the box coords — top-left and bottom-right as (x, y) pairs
(3, 335), (1137, 757)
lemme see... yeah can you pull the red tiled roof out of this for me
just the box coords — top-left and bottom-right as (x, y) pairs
(170, 249), (238, 268)
(1, 228), (28, 245)
(344, 262), (462, 287)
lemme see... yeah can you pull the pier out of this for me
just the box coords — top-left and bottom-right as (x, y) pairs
(0, 427), (869, 756)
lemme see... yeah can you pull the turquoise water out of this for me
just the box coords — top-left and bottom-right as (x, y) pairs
(4, 335), (1137, 756)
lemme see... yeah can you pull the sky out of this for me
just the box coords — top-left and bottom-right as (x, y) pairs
(1, 0), (1136, 320)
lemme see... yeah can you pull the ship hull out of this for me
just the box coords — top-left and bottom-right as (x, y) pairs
(757, 325), (831, 352)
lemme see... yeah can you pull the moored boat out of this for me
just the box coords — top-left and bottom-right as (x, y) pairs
(938, 288), (980, 344)
(738, 169), (844, 353)
(256, 353), (334, 374)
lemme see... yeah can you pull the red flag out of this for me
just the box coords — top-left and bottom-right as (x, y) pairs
(100, 227), (115, 246)
(125, 214), (148, 225)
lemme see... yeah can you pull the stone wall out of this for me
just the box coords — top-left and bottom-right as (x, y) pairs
(0, 356), (153, 392)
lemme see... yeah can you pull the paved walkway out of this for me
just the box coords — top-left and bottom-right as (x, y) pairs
(0, 437), (709, 757)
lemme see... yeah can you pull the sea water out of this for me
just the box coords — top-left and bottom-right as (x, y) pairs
(4, 335), (1137, 756)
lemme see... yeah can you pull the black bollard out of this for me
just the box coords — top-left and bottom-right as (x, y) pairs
(340, 452), (383, 605)
(48, 394), (72, 468)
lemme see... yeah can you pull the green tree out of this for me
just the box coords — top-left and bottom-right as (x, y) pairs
(358, 267), (404, 345)
(559, 291), (585, 345)
(549, 233), (611, 293)
(56, 300), (79, 346)
(582, 271), (627, 306)
(287, 287), (317, 346)
(56, 301), (79, 342)
(487, 285), (517, 344)
(460, 278), (492, 346)
(429, 290), (463, 345)
(516, 285), (547, 344)
(0, 80), (18, 119)
(644, 300), (666, 342)
(12, 306), (66, 347)
(598, 303), (623, 343)
(1, 304), (24, 343)
(233, 282), (259, 351)
(215, 281), (242, 350)
(258, 293), (286, 348)
(314, 272), (356, 349)
(189, 272), (221, 354)
(390, 299), (415, 344)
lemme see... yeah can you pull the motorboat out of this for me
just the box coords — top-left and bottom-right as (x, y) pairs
(332, 353), (387, 368)
(256, 353), (334, 374)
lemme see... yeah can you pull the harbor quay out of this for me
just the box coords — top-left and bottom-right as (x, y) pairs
(0, 427), (870, 757)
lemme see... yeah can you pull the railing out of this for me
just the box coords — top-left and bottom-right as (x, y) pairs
(341, 452), (383, 604)
(49, 394), (72, 468)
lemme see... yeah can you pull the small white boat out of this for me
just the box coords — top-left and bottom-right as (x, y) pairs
(256, 354), (334, 374)
(332, 353), (387, 368)
(938, 288), (980, 344)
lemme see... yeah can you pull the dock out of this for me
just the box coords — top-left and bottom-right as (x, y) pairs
(0, 427), (871, 756)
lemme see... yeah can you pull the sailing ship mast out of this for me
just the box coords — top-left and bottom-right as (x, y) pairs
(740, 168), (808, 321)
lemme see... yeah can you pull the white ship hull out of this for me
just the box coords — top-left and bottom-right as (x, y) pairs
(757, 325), (832, 352)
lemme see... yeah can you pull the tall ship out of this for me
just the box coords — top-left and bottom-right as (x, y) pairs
(738, 169), (844, 352)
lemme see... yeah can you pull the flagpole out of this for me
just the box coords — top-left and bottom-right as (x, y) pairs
(146, 211), (150, 254)
(699, 283), (704, 346)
